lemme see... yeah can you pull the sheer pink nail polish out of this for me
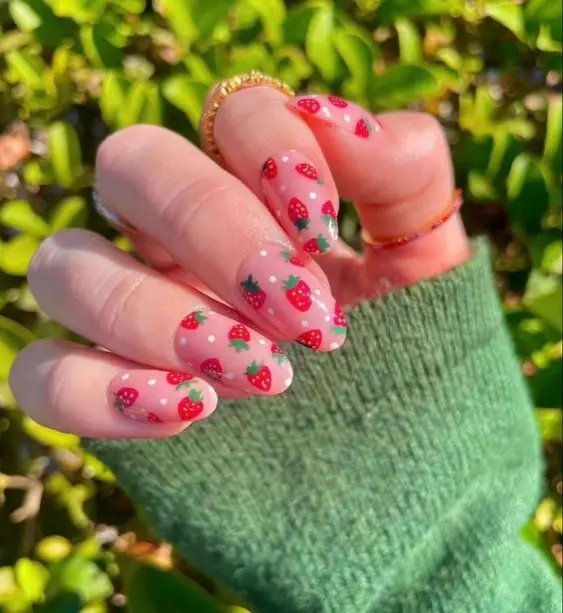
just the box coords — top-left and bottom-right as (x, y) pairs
(238, 245), (347, 352)
(174, 309), (293, 395)
(290, 94), (382, 138)
(261, 150), (338, 253)
(109, 370), (217, 424)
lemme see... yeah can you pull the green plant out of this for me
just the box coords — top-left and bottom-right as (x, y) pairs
(0, 0), (561, 610)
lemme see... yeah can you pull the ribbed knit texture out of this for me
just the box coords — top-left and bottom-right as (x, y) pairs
(86, 240), (562, 612)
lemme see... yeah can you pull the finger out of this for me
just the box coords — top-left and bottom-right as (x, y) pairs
(9, 340), (218, 438)
(96, 125), (346, 352)
(290, 96), (455, 238)
(206, 86), (340, 255)
(29, 230), (294, 396)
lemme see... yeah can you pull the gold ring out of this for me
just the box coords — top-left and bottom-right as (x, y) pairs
(200, 71), (295, 166)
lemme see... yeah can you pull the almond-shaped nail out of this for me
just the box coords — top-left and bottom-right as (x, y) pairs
(109, 370), (217, 424)
(237, 245), (347, 352)
(290, 94), (382, 139)
(261, 150), (338, 253)
(175, 308), (293, 395)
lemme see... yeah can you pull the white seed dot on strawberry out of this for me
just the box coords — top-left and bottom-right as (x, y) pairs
(121, 373), (130, 381)
(208, 335), (216, 343)
(148, 379), (156, 386)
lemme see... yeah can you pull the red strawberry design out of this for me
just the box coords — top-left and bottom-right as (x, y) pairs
(280, 250), (305, 267)
(262, 157), (278, 180)
(295, 163), (323, 185)
(178, 389), (204, 420)
(114, 387), (138, 413)
(296, 98), (321, 114)
(355, 117), (371, 139)
(288, 198), (310, 232)
(297, 329), (323, 351)
(245, 361), (272, 392)
(328, 95), (348, 108)
(321, 201), (337, 225)
(271, 343), (288, 365)
(241, 275), (266, 310)
(181, 310), (207, 330)
(283, 275), (312, 312)
(303, 235), (331, 254)
(166, 371), (194, 386)
(228, 324), (251, 352)
(147, 413), (163, 424)
(332, 305), (347, 335)
(200, 358), (223, 381)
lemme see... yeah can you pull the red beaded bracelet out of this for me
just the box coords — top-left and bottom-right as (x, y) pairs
(361, 189), (463, 251)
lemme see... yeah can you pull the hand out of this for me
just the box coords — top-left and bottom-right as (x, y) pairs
(9, 83), (470, 439)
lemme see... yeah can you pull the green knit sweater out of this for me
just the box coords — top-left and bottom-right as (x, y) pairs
(86, 241), (562, 612)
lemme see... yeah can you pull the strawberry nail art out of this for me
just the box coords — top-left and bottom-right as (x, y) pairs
(175, 308), (293, 395)
(290, 94), (382, 139)
(237, 246), (347, 352)
(109, 370), (217, 424)
(261, 151), (337, 252)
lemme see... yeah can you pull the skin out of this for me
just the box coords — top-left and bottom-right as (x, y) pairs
(9, 83), (470, 439)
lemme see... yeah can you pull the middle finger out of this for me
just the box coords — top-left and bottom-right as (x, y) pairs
(96, 125), (346, 352)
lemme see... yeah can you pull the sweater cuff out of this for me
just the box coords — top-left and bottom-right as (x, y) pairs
(85, 239), (546, 612)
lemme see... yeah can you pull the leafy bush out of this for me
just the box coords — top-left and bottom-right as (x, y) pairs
(0, 0), (561, 610)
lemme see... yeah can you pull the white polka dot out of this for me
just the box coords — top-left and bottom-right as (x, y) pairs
(344, 114), (351, 123)
(309, 192), (317, 200)
(269, 275), (277, 283)
(314, 289), (321, 296)
(178, 337), (187, 346)
(282, 156), (289, 162)
(260, 250), (268, 257)
(330, 342), (340, 350)
(324, 315), (331, 322)
(148, 378), (156, 386)
(267, 307), (275, 315)
(301, 320), (308, 328)
(208, 335), (216, 343)
(258, 339), (267, 345)
(121, 373), (130, 381)
(280, 185), (287, 192)
(322, 107), (331, 118)
(225, 372), (235, 380)
(284, 377), (293, 387)
(160, 398), (168, 406)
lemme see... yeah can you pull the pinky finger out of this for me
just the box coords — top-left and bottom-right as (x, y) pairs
(9, 340), (218, 439)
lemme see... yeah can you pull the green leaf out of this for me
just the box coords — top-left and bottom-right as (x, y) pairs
(0, 234), (41, 276)
(544, 95), (562, 164)
(284, 3), (316, 45)
(506, 154), (550, 234)
(158, 0), (197, 43)
(370, 64), (439, 109)
(23, 417), (81, 449)
(306, 3), (340, 82)
(35, 594), (81, 613)
(80, 22), (125, 68)
(525, 0), (562, 44)
(46, 558), (112, 603)
(5, 50), (46, 90)
(246, 0), (286, 44)
(189, 0), (235, 40)
(14, 559), (49, 603)
(0, 200), (50, 237)
(127, 565), (222, 613)
(48, 122), (83, 189)
(525, 282), (563, 334)
(117, 81), (162, 127)
(0, 316), (34, 379)
(333, 29), (374, 97)
(0, 567), (22, 605)
(49, 0), (107, 23)
(111, 0), (145, 13)
(35, 537), (73, 563)
(100, 71), (129, 126)
(376, 0), (464, 23)
(49, 196), (87, 231)
(162, 76), (208, 127)
(536, 409), (563, 442)
(8, 0), (75, 46)
(395, 19), (422, 63)
(486, 2), (524, 39)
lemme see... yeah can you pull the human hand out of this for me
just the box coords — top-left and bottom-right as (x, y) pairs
(9, 76), (470, 439)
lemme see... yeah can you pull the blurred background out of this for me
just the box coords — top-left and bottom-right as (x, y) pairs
(0, 0), (561, 611)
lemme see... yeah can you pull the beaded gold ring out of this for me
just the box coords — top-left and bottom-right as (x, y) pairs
(361, 189), (464, 251)
(200, 71), (295, 166)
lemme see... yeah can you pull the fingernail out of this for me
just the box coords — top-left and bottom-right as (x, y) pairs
(174, 308), (293, 395)
(261, 150), (338, 253)
(109, 370), (217, 424)
(237, 246), (347, 352)
(290, 95), (382, 139)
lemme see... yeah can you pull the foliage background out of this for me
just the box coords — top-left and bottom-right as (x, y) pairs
(0, 0), (561, 610)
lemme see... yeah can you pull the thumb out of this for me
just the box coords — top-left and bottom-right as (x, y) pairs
(289, 95), (454, 241)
